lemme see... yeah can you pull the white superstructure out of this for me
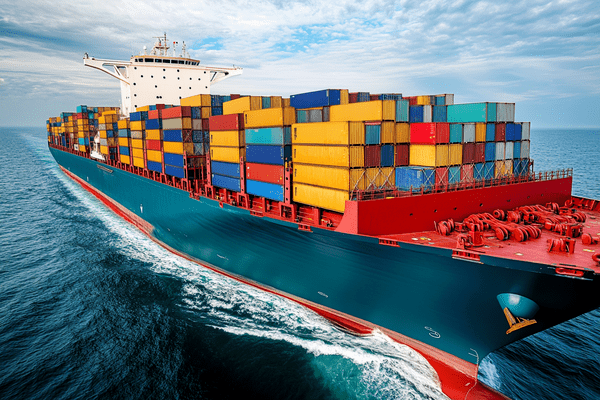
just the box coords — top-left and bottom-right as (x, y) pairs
(84, 34), (242, 115)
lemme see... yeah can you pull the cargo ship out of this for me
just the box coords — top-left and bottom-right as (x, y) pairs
(46, 36), (600, 400)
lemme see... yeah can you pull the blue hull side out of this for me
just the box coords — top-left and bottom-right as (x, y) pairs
(50, 147), (600, 367)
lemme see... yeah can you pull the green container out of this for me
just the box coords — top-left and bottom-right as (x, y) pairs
(447, 102), (497, 123)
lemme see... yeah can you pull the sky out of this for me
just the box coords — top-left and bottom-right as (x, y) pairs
(0, 0), (599, 128)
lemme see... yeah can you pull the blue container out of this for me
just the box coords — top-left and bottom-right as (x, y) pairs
(395, 166), (435, 191)
(164, 153), (184, 167)
(192, 130), (204, 142)
(381, 144), (395, 167)
(514, 123), (522, 141)
(106, 130), (116, 138)
(381, 94), (402, 100)
(221, 95), (231, 103)
(212, 174), (241, 192)
(149, 105), (157, 111)
(211, 161), (240, 178)
(212, 107), (223, 116)
(435, 96), (446, 105)
(61, 137), (66, 147)
(165, 165), (185, 179)
(448, 166), (461, 184)
(357, 92), (370, 102)
(146, 118), (162, 130)
(262, 97), (271, 109)
(396, 99), (409, 122)
(365, 125), (381, 145)
(193, 143), (204, 155)
(76, 105), (87, 113)
(211, 95), (224, 107)
(246, 145), (291, 165)
(120, 146), (130, 156)
(246, 180), (284, 202)
(245, 127), (291, 145)
(78, 138), (85, 145)
(112, 123), (119, 131)
(485, 142), (496, 162)
(449, 124), (463, 143)
(296, 110), (308, 123)
(474, 162), (485, 180)
(191, 107), (202, 119)
(513, 141), (521, 159)
(486, 123), (495, 142)
(147, 160), (163, 173)
(506, 123), (516, 141)
(290, 89), (341, 109)
(163, 129), (183, 142)
(432, 106), (447, 122)
(130, 111), (143, 121)
(484, 162), (495, 179)
(409, 106), (424, 123)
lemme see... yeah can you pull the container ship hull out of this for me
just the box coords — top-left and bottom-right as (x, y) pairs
(50, 146), (600, 399)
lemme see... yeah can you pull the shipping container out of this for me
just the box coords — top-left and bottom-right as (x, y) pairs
(410, 123), (450, 144)
(292, 122), (364, 145)
(292, 145), (364, 168)
(449, 123), (463, 144)
(244, 107), (296, 128)
(330, 100), (395, 122)
(395, 99), (409, 122)
(435, 167), (449, 187)
(162, 106), (191, 119)
(120, 154), (130, 164)
(410, 144), (449, 167)
(462, 142), (476, 164)
(164, 153), (184, 167)
(521, 140), (530, 158)
(246, 180), (284, 202)
(132, 157), (145, 168)
(432, 105), (447, 122)
(210, 113), (245, 131)
(364, 145), (381, 167)
(212, 173), (241, 192)
(380, 144), (395, 167)
(119, 146), (130, 156)
(146, 129), (161, 140)
(365, 124), (381, 145)
(495, 123), (506, 142)
(506, 123), (516, 141)
(380, 121), (395, 144)
(449, 144), (463, 165)
(505, 141), (514, 159)
(496, 103), (515, 122)
(484, 142), (496, 162)
(290, 89), (342, 109)
(245, 127), (291, 145)
(395, 144), (409, 166)
(475, 123), (486, 142)
(474, 143), (485, 163)
(521, 122), (531, 140)
(409, 105), (432, 123)
(461, 164), (474, 183)
(395, 166), (435, 191)
(181, 94), (211, 107)
(513, 141), (521, 159)
(293, 164), (366, 191)
(463, 123), (476, 143)
(210, 147), (245, 163)
(447, 102), (497, 123)
(212, 161), (241, 178)
(485, 123), (495, 142)
(132, 148), (144, 159)
(246, 163), (285, 185)
(293, 183), (348, 213)
(147, 160), (162, 173)
(223, 96), (262, 115)
(365, 167), (395, 189)
(246, 145), (291, 165)
(395, 123), (410, 143)
(448, 166), (461, 184)
(210, 130), (245, 147)
(147, 149), (162, 163)
(495, 142), (505, 161)
(163, 141), (183, 154)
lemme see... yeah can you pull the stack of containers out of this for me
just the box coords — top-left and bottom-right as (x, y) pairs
(292, 100), (395, 212)
(162, 106), (193, 179)
(402, 122), (450, 189)
(395, 99), (410, 168)
(291, 89), (349, 124)
(145, 108), (163, 173)
(243, 106), (295, 201)
(118, 116), (131, 164)
(208, 113), (245, 191)
(76, 106), (91, 153)
(128, 111), (146, 168)
(182, 94), (211, 165)
(99, 111), (119, 160)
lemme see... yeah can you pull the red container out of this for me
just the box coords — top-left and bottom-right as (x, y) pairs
(495, 123), (506, 142)
(161, 106), (191, 119)
(182, 130), (193, 143)
(474, 143), (486, 163)
(404, 96), (418, 106)
(230, 94), (241, 100)
(462, 142), (475, 164)
(349, 92), (358, 103)
(202, 118), (210, 131)
(364, 145), (381, 167)
(209, 114), (245, 131)
(246, 163), (285, 185)
(370, 94), (380, 101)
(435, 167), (449, 187)
(461, 164), (474, 182)
(395, 144), (409, 166)
(410, 123), (450, 144)
(155, 104), (166, 110)
(149, 109), (162, 119)
(146, 140), (161, 151)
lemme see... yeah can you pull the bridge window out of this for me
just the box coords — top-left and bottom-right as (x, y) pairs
(155, 59), (162, 63)
(144, 58), (153, 62)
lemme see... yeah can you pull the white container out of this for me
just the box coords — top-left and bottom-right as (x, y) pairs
(495, 142), (505, 160)
(521, 122), (530, 140)
(505, 141), (514, 159)
(463, 123), (476, 142)
(496, 103), (515, 122)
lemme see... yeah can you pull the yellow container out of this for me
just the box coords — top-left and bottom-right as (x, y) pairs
(79, 145), (87, 153)
(136, 105), (150, 112)
(131, 138), (144, 149)
(293, 183), (349, 213)
(449, 144), (463, 165)
(100, 145), (109, 154)
(133, 157), (145, 168)
(416, 95), (432, 105)
(244, 107), (296, 128)
(105, 114), (118, 124)
(292, 145), (364, 168)
(117, 119), (129, 129)
(201, 107), (212, 119)
(270, 96), (282, 108)
(475, 123), (486, 142)
(183, 143), (196, 155)
(410, 144), (449, 167)
(381, 121), (395, 144)
(210, 130), (245, 147)
(163, 141), (184, 154)
(120, 154), (130, 164)
(340, 89), (349, 105)
(210, 146), (245, 163)
(282, 98), (291, 107)
(118, 137), (130, 147)
(146, 129), (161, 140)
(99, 130), (107, 139)
(181, 94), (211, 107)
(130, 120), (145, 131)
(365, 167), (396, 189)
(292, 122), (364, 145)
(329, 100), (395, 122)
(495, 160), (513, 178)
(98, 116), (106, 124)
(132, 147), (144, 158)
(107, 138), (118, 146)
(223, 96), (262, 115)
(147, 150), (162, 163)
(293, 164), (366, 191)
(395, 123), (410, 143)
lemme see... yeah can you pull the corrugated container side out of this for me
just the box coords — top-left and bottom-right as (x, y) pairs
(246, 163), (285, 184)
(245, 127), (291, 145)
(495, 123), (506, 141)
(210, 146), (245, 163)
(293, 164), (361, 191)
(432, 105), (447, 122)
(132, 148), (144, 159)
(244, 107), (295, 128)
(395, 144), (409, 166)
(212, 174), (241, 192)
(475, 123), (486, 142)
(410, 144), (449, 167)
(505, 123), (516, 141)
(484, 162), (495, 180)
(380, 144), (395, 167)
(435, 167), (449, 187)
(293, 183), (348, 213)
(521, 122), (530, 140)
(146, 130), (161, 140)
(381, 121), (395, 143)
(521, 140), (530, 158)
(505, 141), (514, 159)
(410, 123), (450, 144)
(462, 142), (476, 164)
(292, 122), (364, 145)
(181, 94), (211, 107)
(474, 163), (485, 180)
(449, 144), (463, 165)
(513, 141), (521, 159)
(291, 145), (363, 167)
(209, 114), (245, 131)
(395, 123), (410, 143)
(449, 123), (463, 143)
(223, 96), (261, 115)
(395, 99), (409, 122)
(210, 130), (245, 147)
(463, 123), (476, 143)
(246, 145), (290, 165)
(365, 124), (381, 145)
(163, 141), (183, 154)
(147, 150), (162, 163)
(495, 142), (506, 161)
(484, 142), (495, 162)
(496, 103), (515, 122)
(211, 161), (241, 178)
(447, 103), (496, 123)
(460, 164), (474, 183)
(514, 123), (522, 141)
(120, 154), (130, 164)
(164, 153), (184, 167)
(290, 89), (341, 109)
(485, 123), (495, 142)
(329, 100), (395, 122)
(395, 166), (435, 191)
(364, 145), (381, 167)
(246, 180), (284, 202)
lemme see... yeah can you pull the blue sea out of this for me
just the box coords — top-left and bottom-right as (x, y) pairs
(1, 127), (599, 400)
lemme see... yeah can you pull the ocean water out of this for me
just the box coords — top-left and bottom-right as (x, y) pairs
(1, 127), (599, 400)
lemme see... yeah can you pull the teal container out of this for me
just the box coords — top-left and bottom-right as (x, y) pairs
(447, 103), (497, 123)
(449, 124), (463, 143)
(296, 110), (308, 123)
(395, 99), (409, 122)
(365, 124), (381, 145)
(486, 123), (495, 141)
(245, 127), (291, 145)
